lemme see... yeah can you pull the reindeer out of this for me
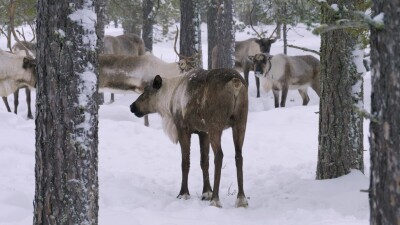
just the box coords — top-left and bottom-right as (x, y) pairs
(211, 7), (278, 98)
(103, 33), (146, 103)
(104, 33), (146, 56)
(0, 50), (36, 116)
(99, 53), (192, 90)
(99, 52), (193, 126)
(1, 41), (36, 119)
(212, 30), (277, 98)
(130, 68), (249, 208)
(248, 53), (320, 108)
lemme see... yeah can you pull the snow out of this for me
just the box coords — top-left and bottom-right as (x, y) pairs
(0, 24), (371, 224)
(372, 13), (384, 23)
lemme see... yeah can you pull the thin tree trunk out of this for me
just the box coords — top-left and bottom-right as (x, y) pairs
(180, 0), (201, 68)
(369, 1), (400, 224)
(214, 0), (235, 69)
(142, 0), (154, 52)
(34, 0), (100, 224)
(207, 0), (218, 69)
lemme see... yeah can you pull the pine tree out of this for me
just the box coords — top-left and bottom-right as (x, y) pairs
(34, 0), (101, 224)
(214, 0), (235, 69)
(369, 1), (400, 224)
(179, 0), (201, 68)
(316, 0), (365, 179)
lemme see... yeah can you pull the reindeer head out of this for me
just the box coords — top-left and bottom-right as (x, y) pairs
(250, 5), (278, 54)
(247, 53), (272, 78)
(255, 38), (277, 53)
(130, 75), (163, 118)
(174, 26), (198, 73)
(22, 56), (37, 86)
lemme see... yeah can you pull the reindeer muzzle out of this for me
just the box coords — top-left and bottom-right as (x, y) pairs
(255, 72), (264, 78)
(130, 103), (144, 118)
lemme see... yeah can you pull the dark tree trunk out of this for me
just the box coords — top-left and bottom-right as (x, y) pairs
(122, 2), (142, 35)
(369, 1), (400, 224)
(180, 0), (201, 67)
(34, 0), (101, 224)
(207, 0), (218, 70)
(316, 0), (364, 180)
(142, 0), (154, 52)
(214, 0), (235, 69)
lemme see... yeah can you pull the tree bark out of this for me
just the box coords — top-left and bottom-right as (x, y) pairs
(207, 0), (218, 70)
(369, 1), (400, 224)
(316, 0), (364, 180)
(180, 0), (201, 68)
(214, 0), (235, 69)
(34, 0), (100, 224)
(142, 0), (154, 52)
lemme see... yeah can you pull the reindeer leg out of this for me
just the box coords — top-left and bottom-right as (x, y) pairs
(177, 131), (191, 200)
(243, 68), (250, 87)
(273, 90), (280, 108)
(2, 97), (11, 112)
(256, 76), (260, 98)
(110, 93), (115, 104)
(13, 89), (19, 114)
(298, 88), (310, 106)
(144, 115), (149, 127)
(25, 87), (33, 119)
(311, 81), (321, 98)
(232, 119), (248, 208)
(198, 132), (212, 200)
(209, 130), (223, 208)
(280, 85), (289, 107)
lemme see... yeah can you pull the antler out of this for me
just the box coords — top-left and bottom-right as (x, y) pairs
(250, 4), (279, 40)
(268, 24), (279, 40)
(250, 4), (269, 38)
(173, 26), (199, 72)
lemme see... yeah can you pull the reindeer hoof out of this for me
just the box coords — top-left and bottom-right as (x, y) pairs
(201, 191), (212, 200)
(177, 193), (190, 200)
(210, 199), (222, 208)
(235, 196), (248, 208)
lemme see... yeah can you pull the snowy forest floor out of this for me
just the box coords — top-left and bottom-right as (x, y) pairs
(0, 23), (371, 225)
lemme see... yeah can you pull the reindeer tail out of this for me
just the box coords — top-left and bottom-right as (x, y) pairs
(231, 78), (245, 97)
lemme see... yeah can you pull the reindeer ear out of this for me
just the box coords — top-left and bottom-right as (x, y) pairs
(153, 75), (162, 90)
(269, 38), (277, 43)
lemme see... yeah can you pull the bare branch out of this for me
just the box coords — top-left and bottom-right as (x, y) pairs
(287, 44), (320, 55)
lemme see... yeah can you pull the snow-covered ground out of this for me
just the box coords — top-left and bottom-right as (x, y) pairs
(0, 24), (370, 225)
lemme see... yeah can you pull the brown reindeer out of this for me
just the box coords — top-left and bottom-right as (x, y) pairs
(248, 53), (320, 107)
(130, 68), (249, 208)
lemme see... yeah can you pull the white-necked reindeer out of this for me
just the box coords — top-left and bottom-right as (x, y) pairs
(130, 68), (249, 208)
(248, 53), (320, 107)
(0, 49), (36, 116)
(1, 41), (36, 119)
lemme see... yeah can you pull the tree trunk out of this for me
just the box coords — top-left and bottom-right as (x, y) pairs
(34, 0), (100, 224)
(142, 0), (154, 52)
(180, 0), (201, 68)
(369, 1), (400, 224)
(316, 0), (364, 180)
(214, 0), (235, 69)
(207, 0), (218, 69)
